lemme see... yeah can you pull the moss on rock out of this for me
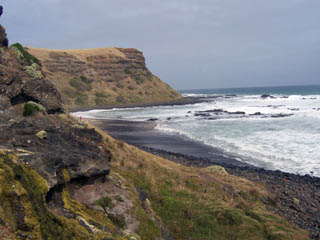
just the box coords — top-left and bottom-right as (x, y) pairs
(0, 151), (128, 240)
(36, 130), (47, 140)
(24, 63), (43, 80)
(9, 43), (41, 65)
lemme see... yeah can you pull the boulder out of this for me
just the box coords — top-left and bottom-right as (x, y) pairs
(0, 115), (111, 188)
(0, 43), (63, 113)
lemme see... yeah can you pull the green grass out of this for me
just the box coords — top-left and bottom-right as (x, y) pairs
(116, 83), (124, 89)
(133, 75), (144, 85)
(95, 97), (108, 106)
(102, 133), (309, 240)
(95, 196), (114, 209)
(95, 92), (108, 98)
(124, 68), (131, 74)
(75, 92), (88, 105)
(62, 88), (78, 99)
(69, 77), (92, 92)
(10, 43), (41, 65)
(23, 102), (41, 116)
(24, 63), (43, 80)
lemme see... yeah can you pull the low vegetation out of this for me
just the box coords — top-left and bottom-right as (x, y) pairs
(23, 101), (45, 116)
(69, 76), (92, 92)
(24, 63), (43, 80)
(100, 131), (309, 240)
(27, 47), (182, 109)
(9, 43), (41, 65)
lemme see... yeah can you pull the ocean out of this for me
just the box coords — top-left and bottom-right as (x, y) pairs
(75, 85), (320, 177)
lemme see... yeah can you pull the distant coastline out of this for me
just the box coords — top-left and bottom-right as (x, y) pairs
(180, 84), (320, 96)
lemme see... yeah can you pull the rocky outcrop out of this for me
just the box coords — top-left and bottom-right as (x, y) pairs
(27, 47), (182, 109)
(0, 6), (8, 47)
(0, 115), (110, 188)
(0, 45), (63, 113)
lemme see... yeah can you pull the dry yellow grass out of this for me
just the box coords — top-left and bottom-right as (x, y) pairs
(85, 119), (309, 240)
(27, 47), (126, 61)
(27, 47), (182, 109)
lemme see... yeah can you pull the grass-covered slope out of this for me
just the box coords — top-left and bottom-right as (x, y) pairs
(26, 47), (182, 109)
(98, 129), (309, 240)
(0, 41), (309, 240)
(0, 117), (309, 240)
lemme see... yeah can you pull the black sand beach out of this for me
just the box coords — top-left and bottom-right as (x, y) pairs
(88, 119), (251, 167)
(70, 96), (205, 112)
(86, 118), (320, 239)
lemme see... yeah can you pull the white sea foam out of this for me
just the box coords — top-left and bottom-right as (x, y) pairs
(75, 93), (320, 177)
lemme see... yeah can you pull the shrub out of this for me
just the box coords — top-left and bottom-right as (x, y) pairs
(24, 63), (43, 80)
(134, 75), (144, 85)
(116, 83), (124, 89)
(116, 95), (125, 103)
(108, 214), (126, 229)
(95, 97), (108, 106)
(23, 101), (45, 116)
(10, 43), (41, 65)
(75, 93), (88, 105)
(136, 62), (145, 67)
(124, 68), (131, 74)
(62, 88), (77, 99)
(218, 209), (243, 226)
(95, 91), (108, 98)
(95, 196), (114, 209)
(69, 77), (92, 91)
(79, 75), (91, 84)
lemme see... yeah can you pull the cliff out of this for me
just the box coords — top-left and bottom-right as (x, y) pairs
(27, 47), (182, 109)
(0, 5), (311, 240)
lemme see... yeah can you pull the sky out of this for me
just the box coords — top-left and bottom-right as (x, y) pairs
(1, 0), (320, 90)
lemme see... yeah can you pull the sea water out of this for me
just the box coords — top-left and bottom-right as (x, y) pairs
(75, 85), (320, 177)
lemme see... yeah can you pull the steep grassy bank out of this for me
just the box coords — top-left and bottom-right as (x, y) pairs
(27, 47), (181, 109)
(97, 128), (309, 240)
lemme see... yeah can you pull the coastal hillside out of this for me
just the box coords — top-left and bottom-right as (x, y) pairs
(27, 47), (181, 109)
(0, 6), (311, 240)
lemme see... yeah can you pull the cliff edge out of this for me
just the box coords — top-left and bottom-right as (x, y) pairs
(27, 47), (182, 109)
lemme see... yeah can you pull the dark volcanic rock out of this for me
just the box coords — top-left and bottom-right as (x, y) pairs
(261, 94), (276, 99)
(147, 118), (158, 121)
(0, 115), (111, 188)
(229, 111), (246, 115)
(0, 46), (63, 113)
(0, 6), (8, 47)
(271, 113), (294, 118)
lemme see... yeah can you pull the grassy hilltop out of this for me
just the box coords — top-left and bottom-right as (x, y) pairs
(27, 47), (181, 109)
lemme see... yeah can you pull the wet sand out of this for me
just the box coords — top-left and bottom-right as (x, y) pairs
(87, 119), (251, 167)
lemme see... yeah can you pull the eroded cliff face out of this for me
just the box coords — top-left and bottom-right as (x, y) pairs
(0, 47), (142, 240)
(27, 47), (182, 109)
(0, 9), (142, 239)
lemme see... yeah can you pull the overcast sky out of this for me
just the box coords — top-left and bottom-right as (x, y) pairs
(2, 0), (320, 90)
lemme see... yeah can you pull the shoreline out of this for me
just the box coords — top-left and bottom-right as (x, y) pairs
(86, 117), (320, 239)
(70, 96), (205, 112)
